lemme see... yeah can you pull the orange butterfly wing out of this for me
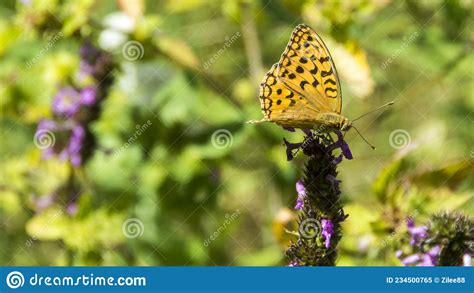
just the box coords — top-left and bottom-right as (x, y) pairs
(276, 24), (342, 114)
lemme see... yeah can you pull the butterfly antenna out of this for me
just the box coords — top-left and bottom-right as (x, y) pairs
(352, 101), (394, 122)
(352, 126), (376, 150)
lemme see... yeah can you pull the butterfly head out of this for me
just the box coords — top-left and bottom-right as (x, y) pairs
(340, 117), (352, 132)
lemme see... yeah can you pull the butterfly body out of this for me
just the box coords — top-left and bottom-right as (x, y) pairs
(250, 24), (351, 133)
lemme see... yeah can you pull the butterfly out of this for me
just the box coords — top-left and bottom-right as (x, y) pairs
(249, 24), (351, 133)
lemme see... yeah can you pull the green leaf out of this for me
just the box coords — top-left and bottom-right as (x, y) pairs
(410, 159), (474, 190)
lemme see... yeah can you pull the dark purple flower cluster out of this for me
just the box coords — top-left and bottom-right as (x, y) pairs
(35, 42), (114, 167)
(396, 219), (441, 266)
(397, 217), (472, 266)
(286, 130), (351, 266)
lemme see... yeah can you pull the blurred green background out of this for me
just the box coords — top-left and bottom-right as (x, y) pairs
(0, 0), (472, 266)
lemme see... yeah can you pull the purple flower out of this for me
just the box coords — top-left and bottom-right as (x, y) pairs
(37, 120), (85, 167)
(407, 218), (428, 246)
(36, 119), (61, 159)
(328, 131), (353, 163)
(67, 125), (85, 166)
(76, 61), (95, 83)
(36, 194), (55, 211)
(282, 126), (295, 132)
(419, 245), (441, 266)
(321, 218), (334, 249)
(398, 246), (441, 266)
(295, 180), (306, 210)
(400, 253), (421, 266)
(80, 87), (97, 105)
(67, 202), (79, 215)
(288, 261), (300, 266)
(52, 87), (82, 117)
(463, 254), (471, 266)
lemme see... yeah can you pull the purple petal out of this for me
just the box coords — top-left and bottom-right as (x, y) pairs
(294, 180), (306, 210)
(80, 87), (97, 105)
(36, 195), (55, 210)
(296, 180), (306, 196)
(67, 125), (85, 166)
(67, 202), (78, 215)
(401, 254), (421, 266)
(52, 87), (82, 117)
(463, 254), (471, 266)
(321, 218), (334, 249)
(332, 154), (343, 165)
(395, 250), (403, 258)
(408, 225), (428, 246)
(419, 254), (436, 266)
(282, 126), (295, 132)
(341, 141), (353, 160)
(294, 199), (303, 210)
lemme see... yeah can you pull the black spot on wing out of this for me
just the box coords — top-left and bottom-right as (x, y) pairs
(319, 56), (331, 63)
(300, 80), (309, 90)
(321, 68), (333, 77)
(324, 88), (337, 94)
(324, 79), (336, 85)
